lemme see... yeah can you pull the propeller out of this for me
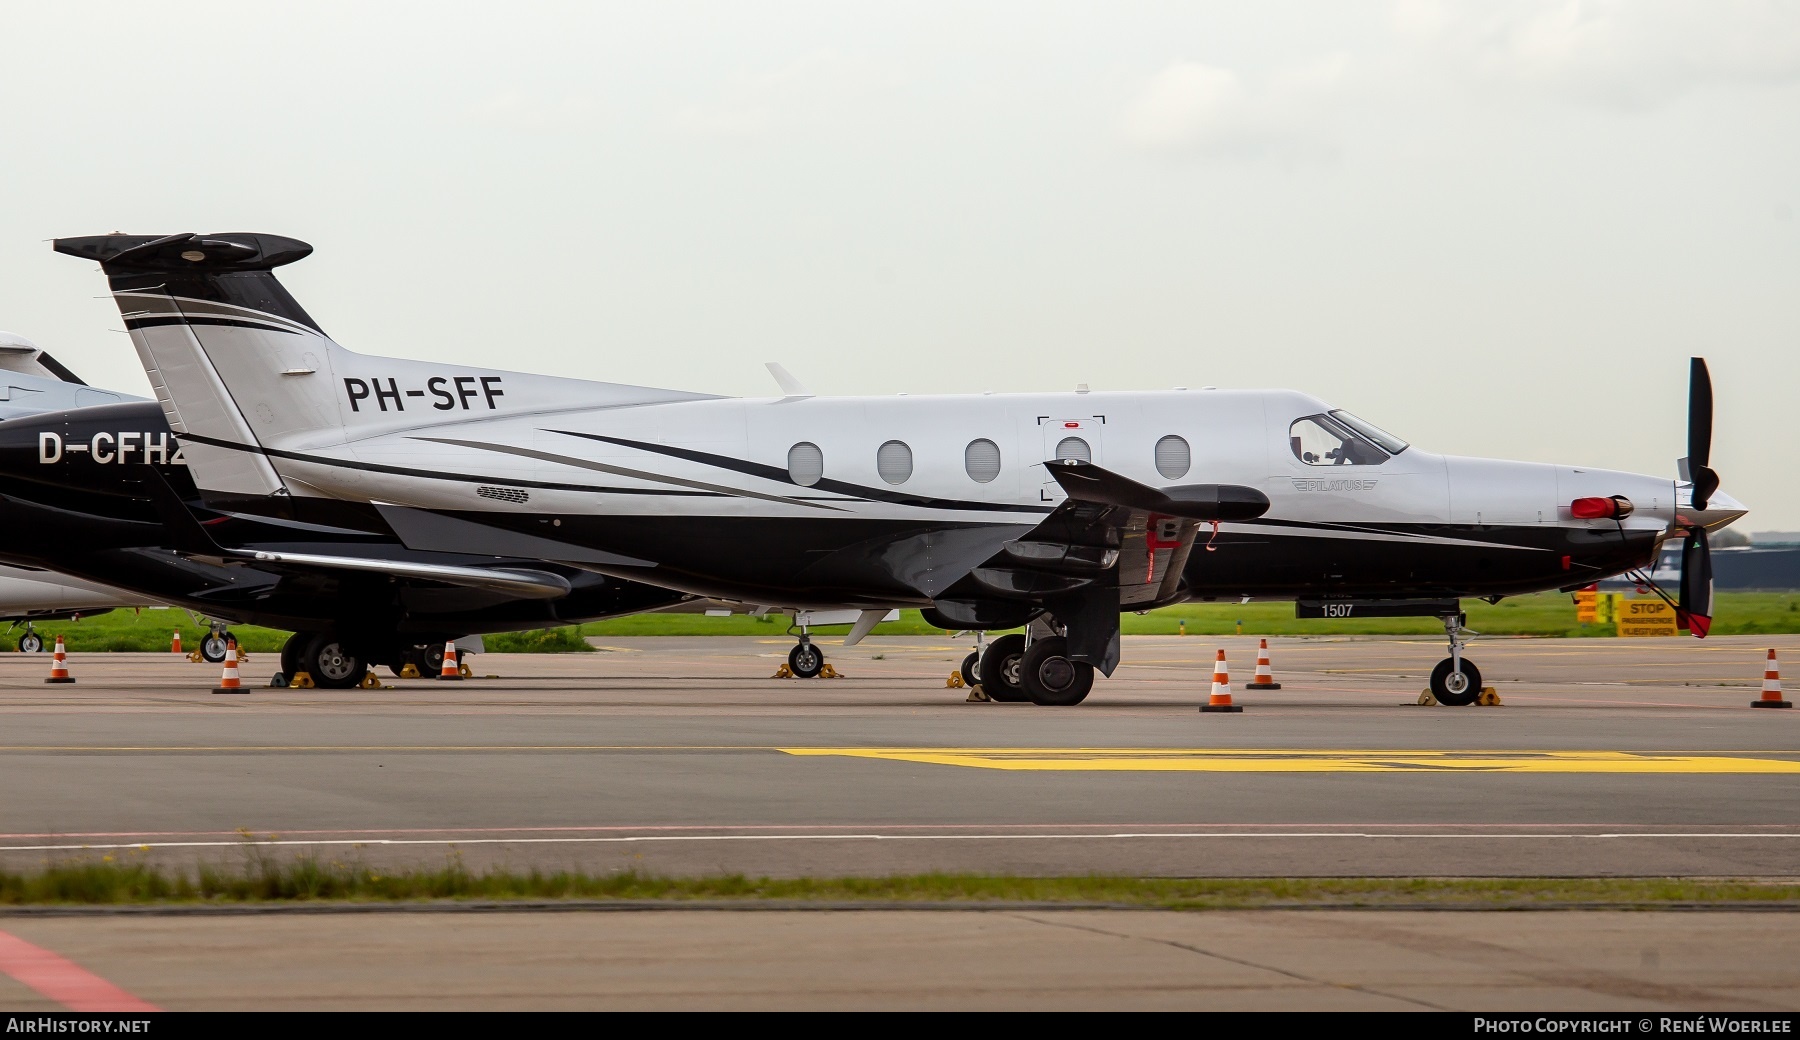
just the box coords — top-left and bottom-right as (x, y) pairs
(1681, 357), (1720, 511)
(1675, 357), (1718, 637)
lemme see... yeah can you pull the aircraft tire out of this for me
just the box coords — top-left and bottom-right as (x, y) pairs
(200, 631), (232, 664)
(959, 651), (980, 689)
(1429, 657), (1482, 707)
(1020, 636), (1094, 706)
(302, 634), (367, 690)
(788, 642), (824, 679)
(979, 634), (1030, 702)
(280, 631), (313, 678)
(17, 633), (42, 654)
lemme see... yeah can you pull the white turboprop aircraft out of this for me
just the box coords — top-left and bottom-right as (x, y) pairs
(57, 233), (1747, 705)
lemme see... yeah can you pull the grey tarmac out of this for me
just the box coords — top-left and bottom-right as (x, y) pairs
(0, 634), (1793, 878)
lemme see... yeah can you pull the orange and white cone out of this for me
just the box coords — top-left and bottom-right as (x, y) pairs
(1245, 638), (1281, 690)
(171, 631), (182, 655)
(44, 635), (74, 684)
(1200, 648), (1242, 713)
(213, 638), (245, 694)
(1752, 648), (1791, 709)
(437, 641), (462, 681)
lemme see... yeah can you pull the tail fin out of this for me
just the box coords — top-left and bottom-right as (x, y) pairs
(53, 234), (330, 504)
(55, 232), (717, 511)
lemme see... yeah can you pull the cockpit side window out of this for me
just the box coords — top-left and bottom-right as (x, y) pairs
(1289, 414), (1390, 466)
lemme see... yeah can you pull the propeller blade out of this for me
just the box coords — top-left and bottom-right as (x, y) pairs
(1677, 526), (1713, 639)
(1684, 357), (1720, 510)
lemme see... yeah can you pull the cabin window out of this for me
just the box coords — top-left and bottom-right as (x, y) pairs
(1154, 435), (1190, 479)
(964, 438), (1001, 483)
(1289, 415), (1389, 467)
(1054, 436), (1091, 464)
(876, 440), (913, 484)
(788, 441), (824, 486)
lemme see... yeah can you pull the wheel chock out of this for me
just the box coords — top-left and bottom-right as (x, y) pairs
(268, 672), (289, 689)
(1477, 687), (1502, 707)
(819, 663), (843, 679)
(187, 649), (204, 664)
(359, 671), (384, 690)
(236, 648), (249, 662)
(965, 684), (991, 703)
(399, 663), (420, 679)
(946, 671), (965, 689)
(289, 671), (316, 690)
(771, 663), (795, 679)
(1416, 689), (1438, 706)
(458, 661), (474, 679)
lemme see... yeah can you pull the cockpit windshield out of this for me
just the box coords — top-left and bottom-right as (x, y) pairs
(1290, 412), (1401, 467)
(1329, 410), (1408, 455)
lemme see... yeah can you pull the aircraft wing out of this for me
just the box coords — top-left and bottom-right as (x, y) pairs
(233, 550), (572, 600)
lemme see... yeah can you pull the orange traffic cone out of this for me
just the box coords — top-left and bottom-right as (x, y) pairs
(171, 631), (182, 655)
(1752, 649), (1791, 709)
(437, 641), (462, 681)
(44, 635), (74, 684)
(1245, 638), (1281, 690)
(1200, 648), (1241, 713)
(213, 638), (246, 694)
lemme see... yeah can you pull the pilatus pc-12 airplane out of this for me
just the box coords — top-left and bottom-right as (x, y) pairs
(56, 232), (1747, 706)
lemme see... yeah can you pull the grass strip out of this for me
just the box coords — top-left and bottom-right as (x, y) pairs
(3, 860), (1797, 909)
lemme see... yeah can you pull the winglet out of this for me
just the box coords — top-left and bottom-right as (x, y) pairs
(765, 363), (813, 399)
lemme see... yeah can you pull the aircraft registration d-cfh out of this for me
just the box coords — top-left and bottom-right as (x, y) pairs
(56, 232), (1748, 706)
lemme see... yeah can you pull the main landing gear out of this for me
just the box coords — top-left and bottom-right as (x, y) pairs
(1429, 614), (1483, 707)
(977, 618), (1095, 706)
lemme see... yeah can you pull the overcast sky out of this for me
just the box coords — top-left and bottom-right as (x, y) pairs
(2, 1), (1795, 525)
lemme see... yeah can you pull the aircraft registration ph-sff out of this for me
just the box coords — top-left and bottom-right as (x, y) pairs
(56, 232), (1747, 706)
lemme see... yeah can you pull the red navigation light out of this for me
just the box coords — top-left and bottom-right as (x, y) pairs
(1571, 496), (1633, 520)
(1064, 422), (1080, 428)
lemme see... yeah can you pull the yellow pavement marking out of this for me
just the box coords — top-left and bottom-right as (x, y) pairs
(778, 747), (1800, 773)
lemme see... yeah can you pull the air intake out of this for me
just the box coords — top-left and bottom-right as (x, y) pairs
(476, 486), (529, 504)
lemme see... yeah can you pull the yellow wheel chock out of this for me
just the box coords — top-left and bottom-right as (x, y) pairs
(289, 671), (316, 690)
(946, 671), (965, 689)
(818, 663), (843, 679)
(965, 684), (991, 703)
(771, 663), (795, 679)
(399, 663), (420, 679)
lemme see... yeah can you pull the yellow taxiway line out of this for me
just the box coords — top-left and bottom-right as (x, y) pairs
(777, 748), (1800, 773)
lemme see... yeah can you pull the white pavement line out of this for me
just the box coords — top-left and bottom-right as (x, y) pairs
(5, 832), (1800, 853)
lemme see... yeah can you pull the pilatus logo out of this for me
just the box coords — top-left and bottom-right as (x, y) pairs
(1291, 477), (1378, 492)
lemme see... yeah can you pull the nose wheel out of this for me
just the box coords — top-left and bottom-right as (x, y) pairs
(1431, 613), (1482, 706)
(788, 637), (825, 679)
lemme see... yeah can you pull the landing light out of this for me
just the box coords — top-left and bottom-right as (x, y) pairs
(1571, 496), (1633, 520)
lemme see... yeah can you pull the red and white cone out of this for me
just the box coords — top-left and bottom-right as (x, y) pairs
(1245, 638), (1281, 690)
(213, 638), (246, 694)
(437, 641), (463, 681)
(44, 635), (74, 684)
(1200, 648), (1242, 713)
(171, 631), (182, 655)
(1753, 648), (1791, 709)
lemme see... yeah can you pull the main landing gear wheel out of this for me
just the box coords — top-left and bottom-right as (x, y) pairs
(788, 641), (824, 679)
(979, 634), (1029, 703)
(959, 651), (980, 690)
(1020, 636), (1095, 707)
(280, 631), (312, 677)
(16, 632), (42, 654)
(303, 635), (366, 690)
(199, 629), (234, 664)
(1430, 657), (1482, 707)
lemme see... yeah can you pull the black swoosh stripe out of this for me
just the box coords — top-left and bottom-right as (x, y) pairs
(124, 316), (300, 335)
(551, 430), (1055, 515)
(176, 433), (727, 497)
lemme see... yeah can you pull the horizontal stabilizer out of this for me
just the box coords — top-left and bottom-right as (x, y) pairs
(238, 550), (572, 600)
(1045, 460), (1269, 521)
(53, 233), (313, 272)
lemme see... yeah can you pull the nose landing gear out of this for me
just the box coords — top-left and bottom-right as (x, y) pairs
(1430, 613), (1483, 706)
